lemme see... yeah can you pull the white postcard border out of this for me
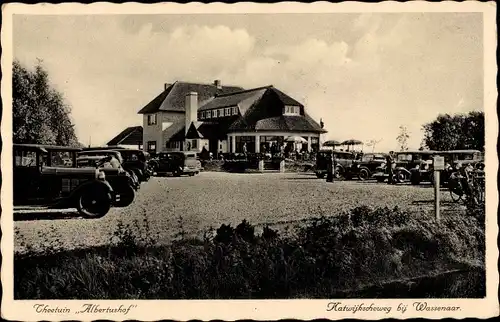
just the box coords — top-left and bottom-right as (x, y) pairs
(1, 1), (498, 321)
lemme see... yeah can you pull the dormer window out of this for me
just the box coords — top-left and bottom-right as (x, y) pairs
(284, 105), (300, 115)
(147, 114), (157, 125)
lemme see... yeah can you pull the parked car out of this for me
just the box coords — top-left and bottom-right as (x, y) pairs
(314, 149), (357, 179)
(76, 154), (138, 207)
(373, 151), (439, 183)
(82, 146), (152, 182)
(13, 144), (114, 218)
(351, 153), (387, 181)
(439, 149), (484, 185)
(77, 150), (140, 188)
(151, 151), (200, 176)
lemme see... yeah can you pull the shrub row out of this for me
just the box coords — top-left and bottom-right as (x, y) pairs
(14, 205), (485, 299)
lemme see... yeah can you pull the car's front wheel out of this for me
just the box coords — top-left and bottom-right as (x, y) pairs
(77, 187), (112, 219)
(115, 185), (136, 207)
(395, 170), (407, 183)
(334, 166), (344, 179)
(358, 168), (370, 181)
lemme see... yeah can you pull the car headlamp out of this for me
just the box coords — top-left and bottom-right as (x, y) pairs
(415, 164), (420, 170)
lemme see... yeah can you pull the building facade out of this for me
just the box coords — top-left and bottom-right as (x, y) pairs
(136, 80), (326, 155)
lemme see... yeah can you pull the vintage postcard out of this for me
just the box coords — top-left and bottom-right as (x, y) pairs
(1, 1), (498, 321)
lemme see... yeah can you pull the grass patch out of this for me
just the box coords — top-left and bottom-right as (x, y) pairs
(14, 205), (485, 299)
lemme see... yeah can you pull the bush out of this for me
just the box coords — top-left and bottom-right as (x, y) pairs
(14, 206), (485, 299)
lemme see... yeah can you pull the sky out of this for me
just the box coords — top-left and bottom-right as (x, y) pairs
(13, 13), (483, 151)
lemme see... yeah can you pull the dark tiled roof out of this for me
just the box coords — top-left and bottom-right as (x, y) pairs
(198, 117), (240, 139)
(198, 86), (269, 112)
(138, 81), (244, 114)
(171, 117), (240, 142)
(270, 87), (303, 106)
(107, 126), (143, 145)
(163, 121), (186, 142)
(231, 114), (326, 133)
(170, 126), (186, 142)
(137, 86), (173, 114)
(185, 123), (203, 139)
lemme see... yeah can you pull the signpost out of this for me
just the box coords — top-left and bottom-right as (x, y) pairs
(433, 156), (445, 220)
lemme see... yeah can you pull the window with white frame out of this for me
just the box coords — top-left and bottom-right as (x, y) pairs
(192, 139), (198, 149)
(147, 141), (157, 153)
(212, 110), (217, 118)
(225, 107), (230, 116)
(167, 141), (181, 149)
(216, 109), (221, 117)
(147, 114), (157, 125)
(283, 105), (300, 115)
(232, 107), (238, 115)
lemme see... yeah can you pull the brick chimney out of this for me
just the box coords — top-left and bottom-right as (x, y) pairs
(214, 79), (222, 89)
(185, 92), (198, 135)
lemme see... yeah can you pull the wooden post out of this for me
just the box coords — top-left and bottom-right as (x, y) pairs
(434, 170), (440, 220)
(433, 156), (445, 221)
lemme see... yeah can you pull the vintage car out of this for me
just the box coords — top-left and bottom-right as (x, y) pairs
(150, 151), (200, 176)
(350, 153), (387, 181)
(13, 144), (114, 218)
(314, 149), (357, 179)
(373, 151), (439, 183)
(76, 153), (138, 207)
(439, 149), (484, 185)
(82, 146), (152, 182)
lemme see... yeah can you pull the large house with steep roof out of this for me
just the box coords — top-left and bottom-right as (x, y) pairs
(125, 79), (326, 155)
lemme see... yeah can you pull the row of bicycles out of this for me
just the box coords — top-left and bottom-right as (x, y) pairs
(448, 166), (485, 207)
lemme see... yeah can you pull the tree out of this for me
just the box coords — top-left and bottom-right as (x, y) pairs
(421, 112), (484, 151)
(365, 139), (382, 153)
(13, 59), (80, 146)
(396, 125), (410, 152)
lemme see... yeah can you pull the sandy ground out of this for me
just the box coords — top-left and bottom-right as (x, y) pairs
(13, 172), (464, 253)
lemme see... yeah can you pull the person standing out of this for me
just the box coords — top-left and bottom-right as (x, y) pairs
(386, 151), (395, 184)
(333, 152), (338, 179)
(326, 152), (337, 182)
(242, 142), (247, 157)
(326, 151), (334, 182)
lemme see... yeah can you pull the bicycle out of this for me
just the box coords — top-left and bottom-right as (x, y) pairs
(449, 168), (485, 206)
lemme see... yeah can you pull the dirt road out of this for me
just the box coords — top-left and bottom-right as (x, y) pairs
(14, 172), (464, 253)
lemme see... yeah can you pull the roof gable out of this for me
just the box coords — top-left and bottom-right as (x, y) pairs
(107, 126), (143, 145)
(185, 122), (203, 139)
(137, 86), (173, 114)
(269, 87), (303, 106)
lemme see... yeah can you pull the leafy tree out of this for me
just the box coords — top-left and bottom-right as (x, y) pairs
(13, 59), (80, 146)
(396, 125), (410, 152)
(365, 138), (382, 153)
(422, 112), (484, 151)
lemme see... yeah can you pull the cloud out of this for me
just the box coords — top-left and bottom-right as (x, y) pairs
(13, 13), (483, 152)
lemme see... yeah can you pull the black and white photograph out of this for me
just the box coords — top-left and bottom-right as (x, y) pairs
(1, 1), (498, 321)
